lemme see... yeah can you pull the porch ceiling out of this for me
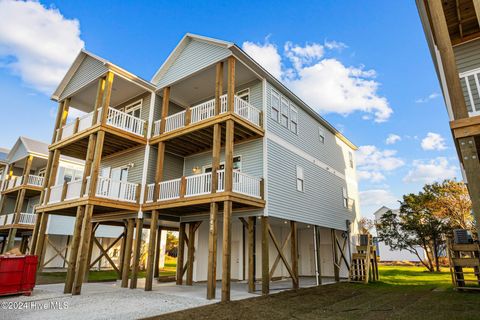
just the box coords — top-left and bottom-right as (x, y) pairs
(168, 59), (259, 107)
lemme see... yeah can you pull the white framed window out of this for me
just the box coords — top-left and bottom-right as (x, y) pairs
(342, 187), (348, 208)
(62, 168), (83, 183)
(290, 104), (298, 134)
(38, 168), (46, 177)
(281, 97), (289, 128)
(318, 127), (325, 144)
(271, 90), (280, 121)
(348, 151), (354, 168)
(123, 100), (142, 118)
(237, 89), (250, 103)
(296, 166), (304, 192)
(203, 156), (242, 173)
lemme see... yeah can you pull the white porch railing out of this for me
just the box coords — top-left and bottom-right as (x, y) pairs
(146, 183), (155, 203)
(19, 212), (36, 225)
(106, 107), (145, 136)
(152, 94), (261, 136)
(27, 174), (44, 187)
(459, 68), (480, 116)
(217, 170), (225, 192)
(185, 172), (212, 197)
(159, 178), (182, 200)
(48, 185), (64, 204)
(232, 171), (261, 198)
(1, 213), (15, 225)
(165, 110), (186, 132)
(65, 179), (83, 200)
(95, 176), (138, 203)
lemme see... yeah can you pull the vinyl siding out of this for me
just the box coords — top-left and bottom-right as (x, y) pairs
(146, 146), (184, 184)
(156, 39), (231, 88)
(454, 39), (480, 113)
(265, 82), (349, 174)
(60, 56), (108, 100)
(237, 80), (263, 111)
(267, 139), (354, 230)
(114, 92), (151, 122)
(183, 139), (263, 177)
(100, 147), (146, 184)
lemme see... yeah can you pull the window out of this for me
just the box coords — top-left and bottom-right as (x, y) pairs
(237, 89), (250, 103)
(296, 166), (304, 192)
(63, 168), (83, 183)
(318, 127), (325, 144)
(271, 90), (280, 121)
(342, 187), (348, 208)
(290, 104), (298, 134)
(38, 168), (46, 177)
(281, 97), (289, 128)
(124, 101), (142, 118)
(348, 151), (354, 168)
(203, 156), (242, 173)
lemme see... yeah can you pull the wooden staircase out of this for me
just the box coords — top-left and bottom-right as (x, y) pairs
(447, 239), (480, 291)
(349, 235), (378, 283)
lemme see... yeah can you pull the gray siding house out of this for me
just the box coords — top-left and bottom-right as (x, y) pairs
(33, 33), (360, 300)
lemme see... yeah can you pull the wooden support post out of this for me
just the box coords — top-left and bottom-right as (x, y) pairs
(227, 57), (235, 113)
(145, 210), (159, 291)
(88, 131), (105, 197)
(44, 150), (61, 204)
(426, 0), (469, 120)
(22, 155), (34, 186)
(290, 221), (299, 289)
(30, 209), (42, 254)
(154, 142), (165, 201)
(248, 216), (255, 293)
(121, 219), (134, 288)
(159, 87), (170, 134)
(34, 212), (49, 270)
(154, 226), (162, 278)
(81, 134), (97, 197)
(211, 124), (221, 193)
(118, 226), (126, 279)
(84, 223), (97, 281)
(130, 218), (143, 289)
(261, 216), (269, 295)
(91, 77), (106, 125)
(207, 203), (218, 299)
(56, 98), (71, 140)
(100, 72), (115, 126)
(215, 61), (224, 115)
(52, 101), (64, 143)
(186, 222), (196, 286)
(222, 201), (232, 302)
(331, 229), (340, 282)
(72, 205), (94, 295)
(64, 206), (86, 293)
(185, 108), (191, 126)
(314, 226), (322, 285)
(224, 120), (234, 192)
(176, 222), (185, 285)
(458, 137), (480, 230)
(39, 151), (54, 205)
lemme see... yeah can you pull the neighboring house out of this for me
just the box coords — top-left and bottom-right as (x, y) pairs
(34, 33), (360, 300)
(373, 206), (424, 262)
(0, 137), (126, 270)
(416, 1), (480, 229)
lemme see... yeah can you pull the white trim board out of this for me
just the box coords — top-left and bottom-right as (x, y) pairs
(266, 132), (346, 181)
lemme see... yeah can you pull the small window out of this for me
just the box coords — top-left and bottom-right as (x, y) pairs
(319, 128), (325, 143)
(281, 97), (289, 128)
(203, 156), (242, 173)
(271, 90), (280, 121)
(38, 168), (46, 177)
(237, 89), (250, 103)
(296, 166), (304, 192)
(290, 104), (298, 134)
(348, 151), (354, 168)
(124, 101), (142, 118)
(342, 187), (348, 208)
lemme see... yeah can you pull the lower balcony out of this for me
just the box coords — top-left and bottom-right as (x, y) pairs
(2, 175), (44, 193)
(0, 212), (36, 227)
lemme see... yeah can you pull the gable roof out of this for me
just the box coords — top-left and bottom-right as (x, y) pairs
(151, 33), (357, 150)
(6, 136), (49, 163)
(0, 147), (9, 164)
(51, 50), (156, 101)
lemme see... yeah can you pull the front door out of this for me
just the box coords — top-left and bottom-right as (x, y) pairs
(110, 167), (129, 198)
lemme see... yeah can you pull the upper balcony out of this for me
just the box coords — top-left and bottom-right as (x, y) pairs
(2, 174), (44, 194)
(0, 212), (36, 229)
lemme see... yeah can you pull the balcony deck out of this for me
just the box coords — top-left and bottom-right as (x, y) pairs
(50, 107), (147, 159)
(0, 212), (36, 230)
(1, 175), (44, 195)
(150, 95), (264, 156)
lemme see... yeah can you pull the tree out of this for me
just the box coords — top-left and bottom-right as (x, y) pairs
(358, 217), (374, 235)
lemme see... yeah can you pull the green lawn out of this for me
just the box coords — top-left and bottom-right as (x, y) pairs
(146, 265), (480, 320)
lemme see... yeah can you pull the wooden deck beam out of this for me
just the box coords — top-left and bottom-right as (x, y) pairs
(130, 218), (143, 289)
(121, 219), (134, 288)
(64, 206), (85, 293)
(145, 210), (159, 291)
(221, 200), (232, 302)
(207, 203), (218, 299)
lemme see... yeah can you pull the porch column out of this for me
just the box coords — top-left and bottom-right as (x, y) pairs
(88, 131), (105, 197)
(159, 87), (170, 134)
(261, 216), (269, 295)
(34, 212), (49, 270)
(118, 225), (127, 279)
(248, 216), (256, 293)
(224, 120), (234, 192)
(154, 142), (165, 201)
(30, 209), (42, 254)
(91, 76), (106, 125)
(130, 218), (143, 289)
(176, 222), (186, 285)
(100, 72), (115, 126)
(227, 56), (235, 113)
(84, 223), (98, 280)
(39, 151), (54, 205)
(121, 219), (135, 288)
(207, 203), (218, 299)
(186, 222), (200, 286)
(22, 155), (34, 187)
(44, 149), (61, 205)
(72, 204), (94, 295)
(221, 201), (232, 302)
(145, 210), (159, 291)
(64, 205), (86, 293)
(154, 226), (162, 278)
(290, 221), (299, 289)
(215, 61), (224, 115)
(81, 134), (97, 197)
(56, 98), (71, 140)
(51, 101), (64, 144)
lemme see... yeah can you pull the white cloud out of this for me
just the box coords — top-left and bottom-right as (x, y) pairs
(415, 92), (440, 103)
(385, 134), (401, 145)
(421, 132), (447, 151)
(359, 189), (399, 207)
(242, 39), (393, 123)
(356, 145), (405, 171)
(242, 40), (282, 79)
(357, 170), (386, 183)
(0, 0), (84, 94)
(403, 157), (458, 183)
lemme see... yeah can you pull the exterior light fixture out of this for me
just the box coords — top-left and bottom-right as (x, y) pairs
(192, 166), (201, 174)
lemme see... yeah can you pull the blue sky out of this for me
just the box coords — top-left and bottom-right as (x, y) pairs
(0, 0), (461, 218)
